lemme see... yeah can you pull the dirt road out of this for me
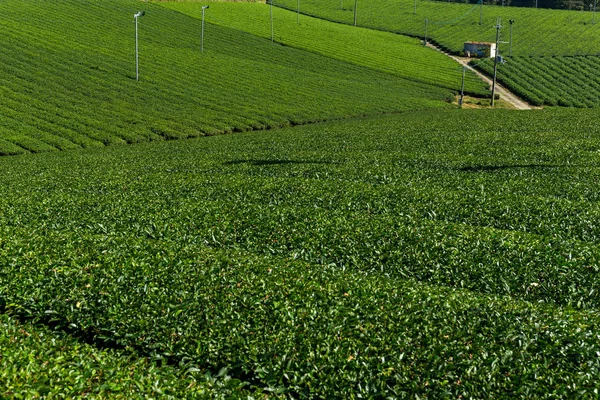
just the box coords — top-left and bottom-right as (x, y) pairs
(426, 43), (537, 110)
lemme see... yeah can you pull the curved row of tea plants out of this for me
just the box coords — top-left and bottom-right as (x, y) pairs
(270, 0), (600, 107)
(273, 0), (600, 56)
(0, 315), (249, 398)
(161, 1), (488, 95)
(0, 0), (453, 156)
(3, 242), (600, 398)
(3, 109), (600, 396)
(474, 55), (600, 107)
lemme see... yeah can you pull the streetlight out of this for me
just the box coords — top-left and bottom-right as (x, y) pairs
(270, 0), (274, 42)
(134, 11), (145, 81)
(459, 66), (466, 107)
(201, 5), (209, 52)
(508, 19), (514, 56)
(353, 0), (358, 26)
(491, 18), (502, 107)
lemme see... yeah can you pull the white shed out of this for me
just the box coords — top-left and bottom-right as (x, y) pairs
(464, 42), (497, 58)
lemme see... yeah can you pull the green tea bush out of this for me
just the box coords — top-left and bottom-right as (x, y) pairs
(2, 109), (600, 396)
(271, 0), (600, 108)
(0, 0), (456, 156)
(475, 55), (600, 108)
(0, 314), (251, 398)
(273, 0), (600, 57)
(162, 1), (488, 96)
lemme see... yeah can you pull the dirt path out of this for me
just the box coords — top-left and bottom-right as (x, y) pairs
(426, 43), (538, 110)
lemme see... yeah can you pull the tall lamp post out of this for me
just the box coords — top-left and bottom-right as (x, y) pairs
(508, 19), (514, 56)
(270, 0), (274, 42)
(459, 66), (466, 107)
(134, 11), (145, 81)
(479, 0), (483, 25)
(353, 0), (358, 26)
(491, 18), (502, 107)
(201, 5), (209, 52)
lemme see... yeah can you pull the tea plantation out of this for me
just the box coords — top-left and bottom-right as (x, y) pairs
(273, 0), (600, 107)
(274, 0), (600, 56)
(161, 1), (487, 95)
(3, 108), (600, 397)
(0, 314), (244, 398)
(475, 55), (600, 107)
(3, 0), (600, 397)
(0, 0), (460, 156)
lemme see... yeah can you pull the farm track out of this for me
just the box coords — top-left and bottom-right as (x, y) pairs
(426, 43), (537, 110)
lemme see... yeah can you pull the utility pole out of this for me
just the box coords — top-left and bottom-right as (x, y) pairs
(508, 19), (514, 56)
(134, 11), (145, 81)
(491, 18), (502, 107)
(459, 66), (466, 107)
(270, 0), (274, 42)
(480, 0), (483, 25)
(201, 5), (209, 52)
(353, 0), (358, 26)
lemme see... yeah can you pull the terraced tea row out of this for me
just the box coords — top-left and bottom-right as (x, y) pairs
(4, 242), (599, 397)
(273, 0), (600, 56)
(0, 315), (246, 398)
(475, 55), (600, 107)
(161, 1), (487, 95)
(0, 0), (454, 156)
(2, 109), (600, 396)
(271, 0), (600, 106)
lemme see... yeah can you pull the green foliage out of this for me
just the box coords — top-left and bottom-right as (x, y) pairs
(0, 314), (254, 398)
(2, 109), (600, 396)
(474, 55), (600, 107)
(0, 0), (453, 156)
(272, 0), (600, 56)
(161, 1), (488, 96)
(270, 0), (600, 107)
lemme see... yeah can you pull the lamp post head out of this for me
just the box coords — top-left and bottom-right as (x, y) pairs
(134, 11), (145, 18)
(202, 5), (209, 10)
(509, 19), (514, 24)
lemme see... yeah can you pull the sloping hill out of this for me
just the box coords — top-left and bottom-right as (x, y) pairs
(475, 54), (600, 107)
(273, 0), (600, 56)
(3, 108), (600, 397)
(273, 0), (600, 107)
(0, 0), (461, 156)
(161, 0), (488, 95)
